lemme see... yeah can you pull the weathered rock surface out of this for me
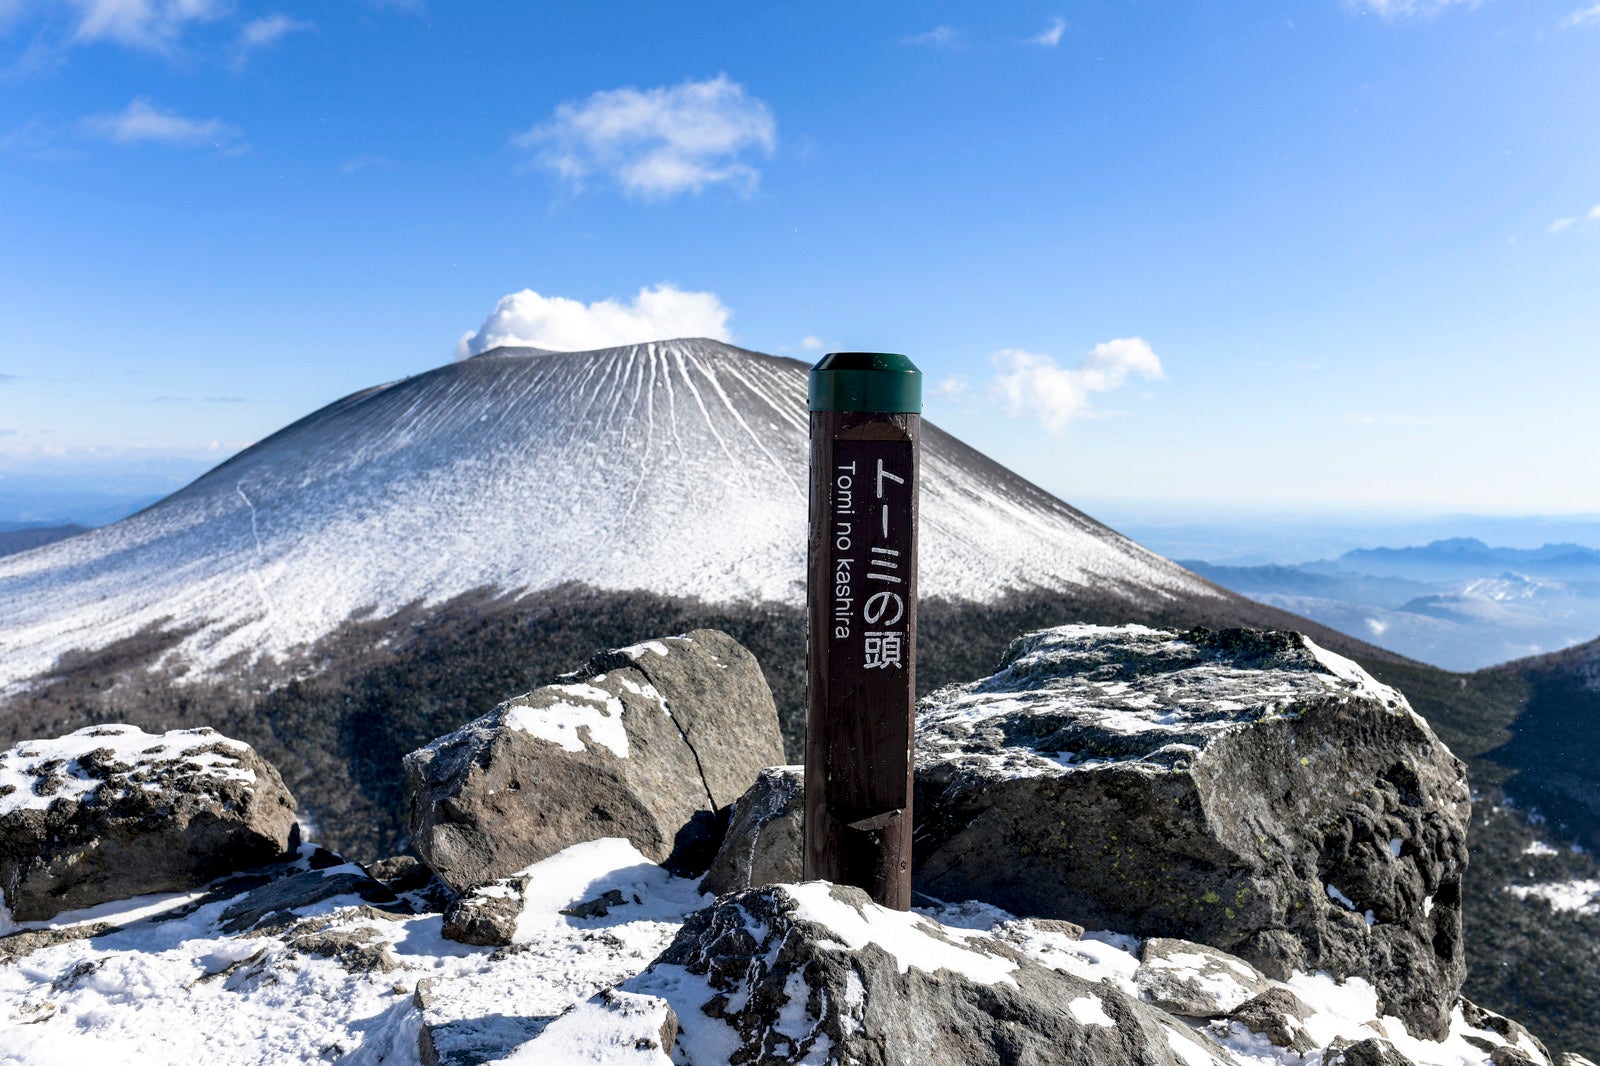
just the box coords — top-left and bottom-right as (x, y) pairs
(1228, 987), (1317, 1054)
(527, 882), (1243, 1065)
(218, 858), (404, 935)
(1135, 936), (1270, 1017)
(698, 764), (804, 896)
(405, 630), (783, 893)
(441, 875), (528, 946)
(913, 624), (1472, 1039)
(1323, 1037), (1417, 1065)
(1459, 999), (1553, 1065)
(0, 724), (297, 922)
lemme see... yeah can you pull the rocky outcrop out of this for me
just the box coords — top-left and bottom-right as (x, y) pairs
(0, 724), (297, 922)
(1135, 937), (1270, 1017)
(1228, 987), (1318, 1054)
(1323, 1038), (1415, 1065)
(697, 765), (803, 895)
(405, 630), (783, 893)
(440, 875), (528, 946)
(525, 882), (1243, 1066)
(1459, 999), (1553, 1065)
(913, 624), (1472, 1039)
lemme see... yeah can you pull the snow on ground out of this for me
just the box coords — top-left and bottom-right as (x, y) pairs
(0, 839), (706, 1066)
(0, 837), (1539, 1065)
(1505, 878), (1600, 914)
(916, 624), (1426, 781)
(0, 340), (1217, 694)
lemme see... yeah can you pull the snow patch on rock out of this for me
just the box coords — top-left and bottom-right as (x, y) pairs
(0, 724), (255, 816)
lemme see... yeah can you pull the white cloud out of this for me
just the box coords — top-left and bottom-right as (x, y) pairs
(1348, 0), (1477, 18)
(1560, 3), (1600, 27)
(238, 13), (313, 51)
(67, 0), (221, 50)
(341, 154), (397, 174)
(1550, 204), (1600, 233)
(516, 74), (776, 199)
(1029, 17), (1066, 46)
(456, 284), (734, 359)
(82, 97), (241, 148)
(903, 25), (959, 47)
(800, 335), (825, 351)
(935, 375), (970, 400)
(990, 338), (1164, 435)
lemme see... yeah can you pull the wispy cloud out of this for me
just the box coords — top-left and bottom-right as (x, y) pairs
(903, 24), (960, 48)
(67, 0), (223, 51)
(800, 335), (825, 351)
(237, 13), (313, 52)
(0, 373), (19, 384)
(82, 96), (242, 149)
(516, 75), (776, 200)
(1560, 3), (1600, 27)
(1347, 0), (1478, 19)
(457, 284), (734, 359)
(989, 338), (1165, 435)
(1549, 202), (1600, 234)
(1029, 17), (1066, 46)
(341, 154), (397, 174)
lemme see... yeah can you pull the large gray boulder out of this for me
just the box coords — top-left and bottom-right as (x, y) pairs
(697, 764), (803, 896)
(0, 724), (297, 922)
(913, 624), (1471, 1040)
(523, 882), (1241, 1065)
(405, 630), (784, 893)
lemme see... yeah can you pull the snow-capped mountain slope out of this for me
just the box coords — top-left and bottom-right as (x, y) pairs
(0, 339), (1218, 691)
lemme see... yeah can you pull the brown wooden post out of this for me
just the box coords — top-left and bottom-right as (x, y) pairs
(804, 352), (921, 910)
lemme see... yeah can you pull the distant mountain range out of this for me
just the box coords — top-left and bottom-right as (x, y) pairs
(1183, 539), (1600, 673)
(1313, 538), (1600, 580)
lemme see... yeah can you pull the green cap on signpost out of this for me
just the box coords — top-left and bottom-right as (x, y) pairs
(808, 352), (922, 414)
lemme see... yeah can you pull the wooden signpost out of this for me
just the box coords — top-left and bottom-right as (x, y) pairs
(804, 352), (921, 910)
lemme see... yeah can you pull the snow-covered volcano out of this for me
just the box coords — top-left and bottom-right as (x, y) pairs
(0, 338), (1219, 691)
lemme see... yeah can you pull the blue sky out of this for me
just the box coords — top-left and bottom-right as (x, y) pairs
(1, 0), (1597, 519)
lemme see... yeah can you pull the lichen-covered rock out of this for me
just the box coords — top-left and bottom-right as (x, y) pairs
(1135, 937), (1270, 1017)
(697, 765), (803, 896)
(405, 630), (783, 893)
(532, 882), (1243, 1065)
(0, 724), (297, 923)
(913, 625), (1471, 1039)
